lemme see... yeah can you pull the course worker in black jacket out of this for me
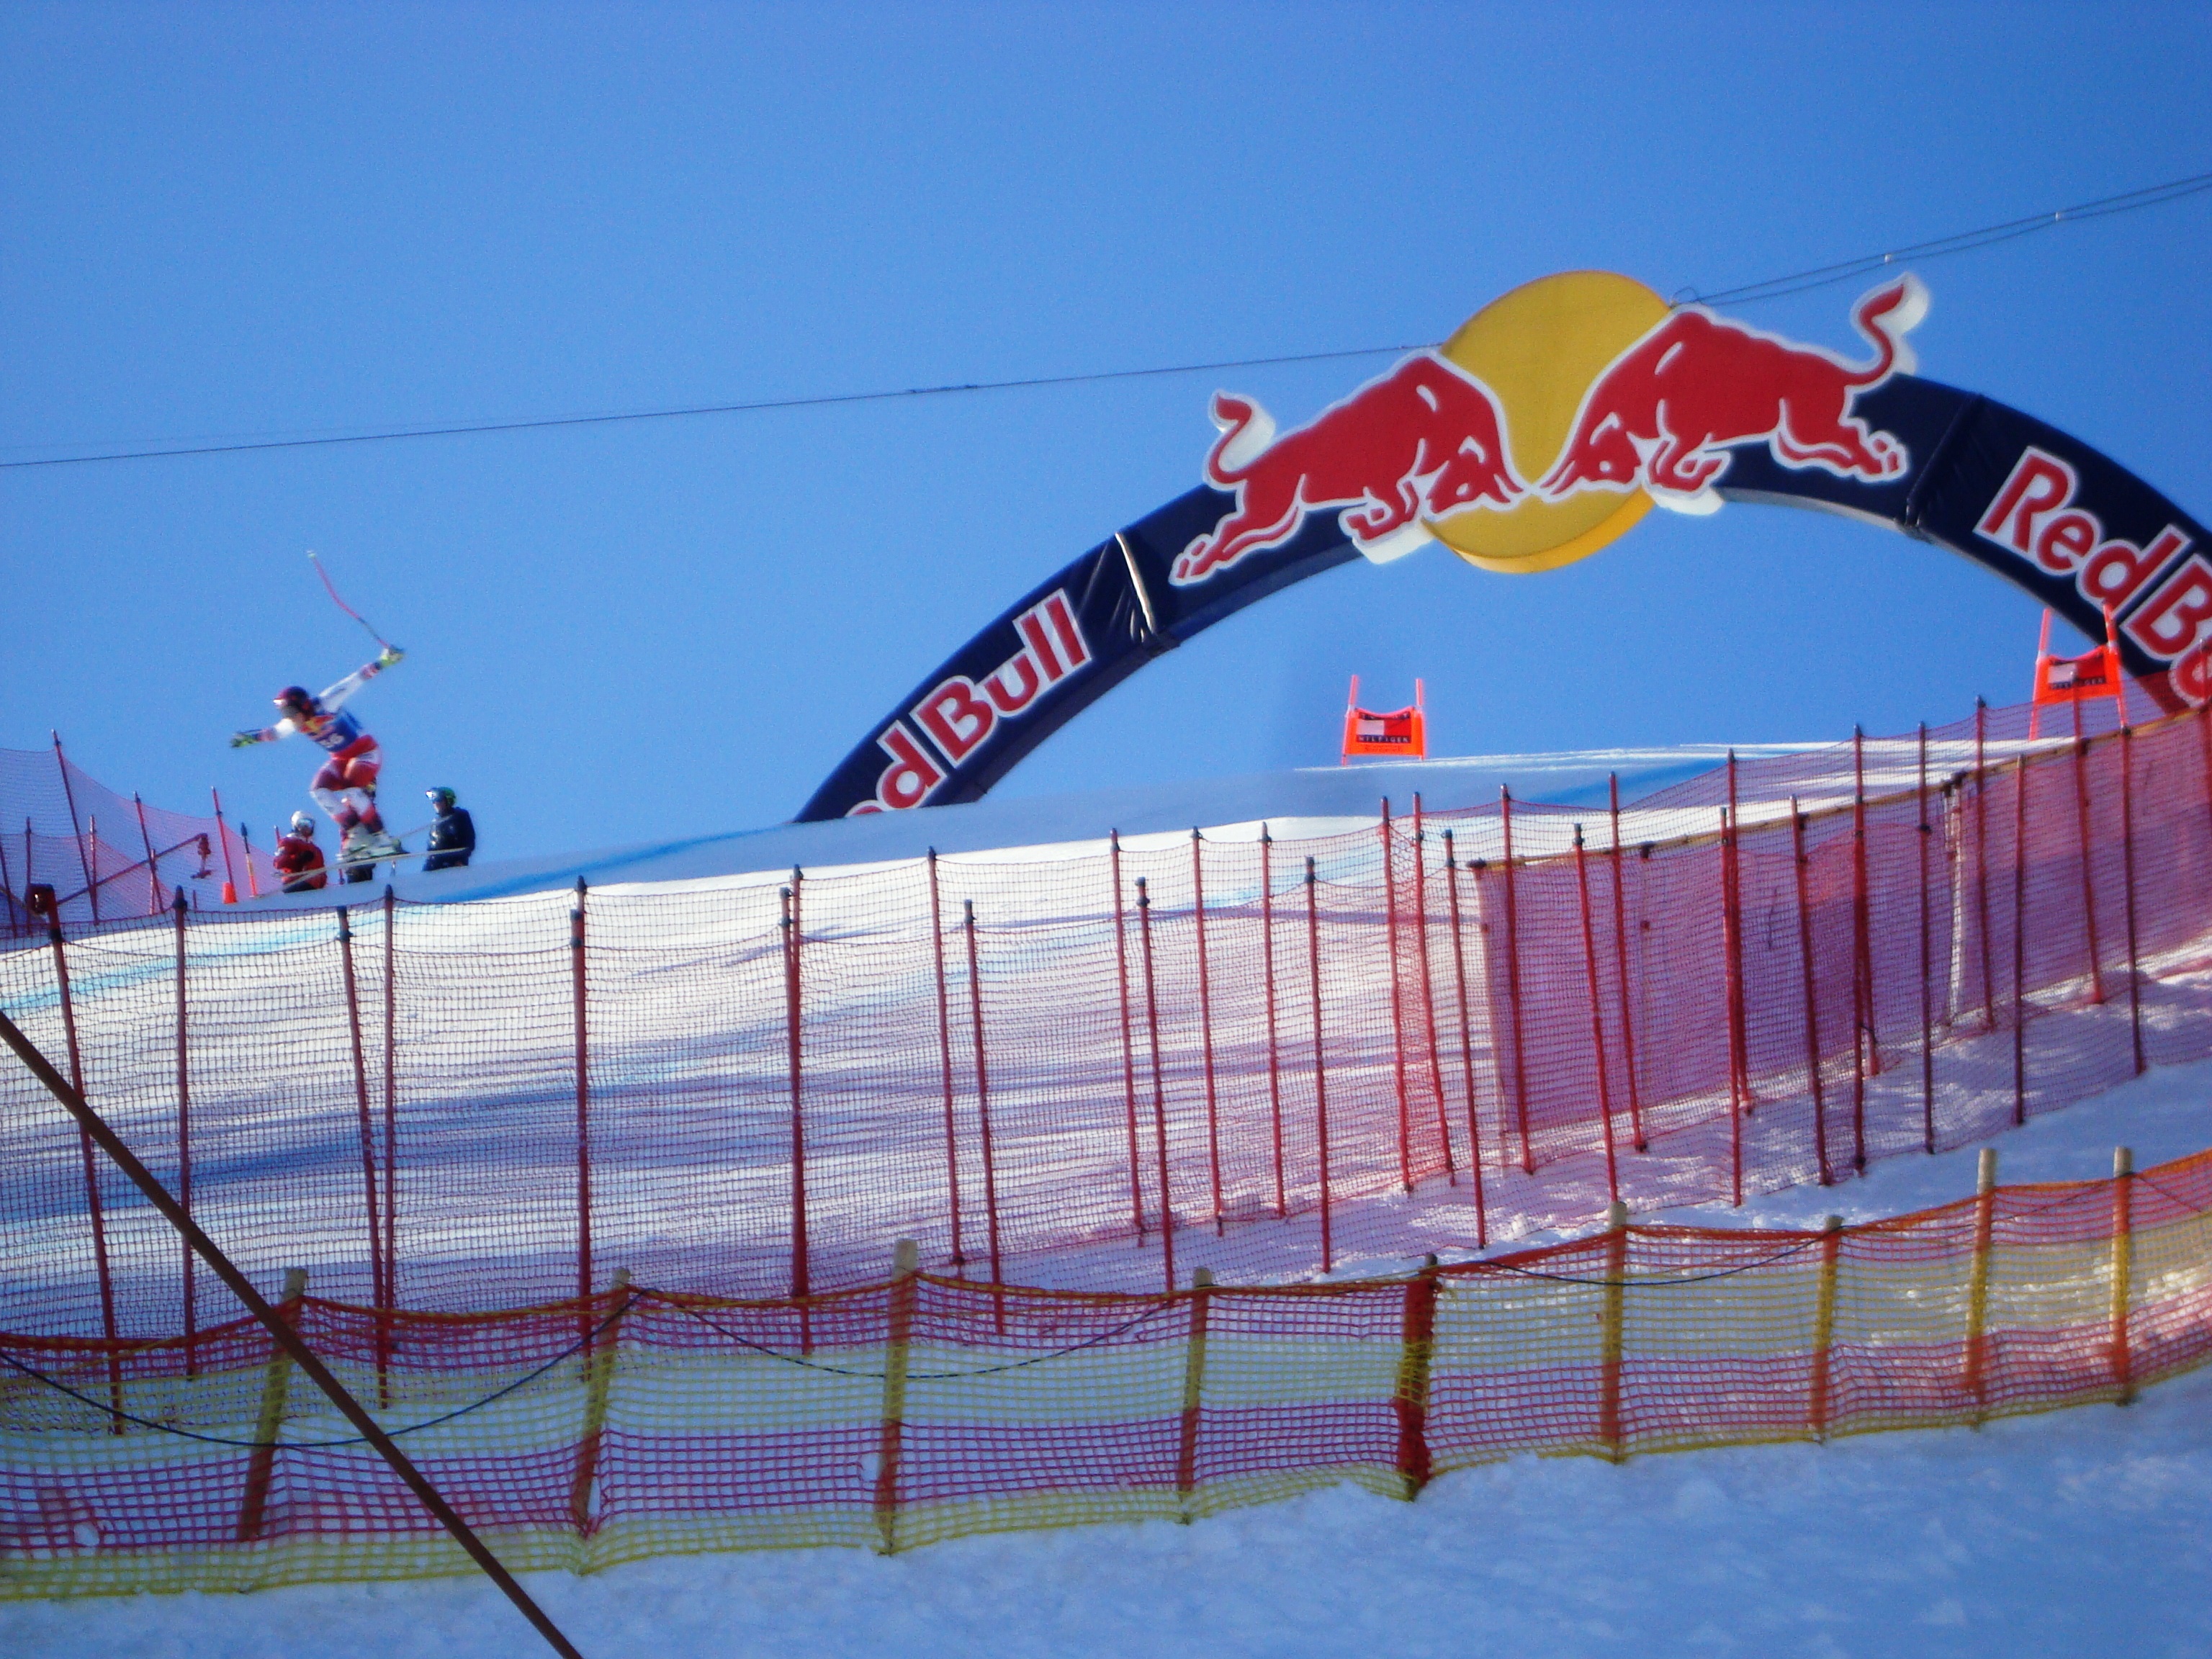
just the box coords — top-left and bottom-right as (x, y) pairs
(422, 786), (476, 873)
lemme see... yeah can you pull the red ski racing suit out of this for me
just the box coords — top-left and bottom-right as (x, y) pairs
(272, 831), (328, 893)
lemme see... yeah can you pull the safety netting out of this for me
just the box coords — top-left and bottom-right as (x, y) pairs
(4, 695), (2212, 1593)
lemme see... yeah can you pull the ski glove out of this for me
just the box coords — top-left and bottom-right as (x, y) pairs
(376, 646), (405, 669)
(230, 730), (263, 748)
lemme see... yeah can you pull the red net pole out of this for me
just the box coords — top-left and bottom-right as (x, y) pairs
(1136, 878), (1176, 1295)
(1411, 799), (1453, 1182)
(1917, 724), (1936, 1155)
(1609, 775), (1647, 1154)
(1499, 788), (1534, 1175)
(171, 889), (196, 1370)
(1974, 700), (1995, 1031)
(1573, 826), (1620, 1205)
(1791, 801), (1833, 1187)
(1111, 832), (1144, 1238)
(1381, 802), (1413, 1192)
(927, 851), (964, 1269)
(2012, 756), (2030, 1126)
(44, 920), (122, 1426)
(780, 878), (808, 1300)
(2069, 701), (2107, 1005)
(53, 733), (96, 927)
(381, 886), (399, 1394)
(961, 899), (1004, 1295)
(1441, 832), (1488, 1247)
(1851, 733), (1875, 1173)
(1191, 831), (1224, 1231)
(132, 793), (163, 914)
(572, 879), (597, 1331)
(1719, 808), (1745, 1207)
(1260, 827), (1287, 1220)
(1306, 855), (1333, 1272)
(336, 908), (387, 1339)
(2119, 725), (2145, 1076)
(1725, 753), (1754, 1117)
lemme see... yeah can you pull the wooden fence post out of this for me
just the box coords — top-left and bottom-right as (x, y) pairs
(2110, 1146), (2135, 1406)
(569, 1267), (632, 1534)
(1809, 1215), (1843, 1440)
(1599, 1201), (1629, 1460)
(1964, 1147), (1998, 1419)
(1394, 1255), (1439, 1498)
(873, 1240), (920, 1554)
(1175, 1266), (1213, 1519)
(236, 1267), (309, 1542)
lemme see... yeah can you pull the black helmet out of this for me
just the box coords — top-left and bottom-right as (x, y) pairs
(426, 786), (457, 811)
(275, 685), (315, 715)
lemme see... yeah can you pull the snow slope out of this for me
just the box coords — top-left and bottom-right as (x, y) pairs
(8, 1055), (2208, 1658)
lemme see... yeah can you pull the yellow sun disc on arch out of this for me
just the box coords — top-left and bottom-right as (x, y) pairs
(1428, 269), (1671, 574)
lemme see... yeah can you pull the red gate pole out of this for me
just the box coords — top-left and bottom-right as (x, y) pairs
(1791, 801), (1833, 1187)
(1191, 830), (1225, 1231)
(2069, 700), (2107, 1005)
(780, 877), (809, 1301)
(336, 908), (387, 1360)
(53, 733), (96, 926)
(44, 919), (122, 1427)
(1136, 878), (1176, 1295)
(1411, 796), (1454, 1182)
(1917, 724), (1936, 1154)
(1441, 832), (1488, 1247)
(1573, 827), (1620, 1205)
(1111, 832), (1145, 1237)
(1306, 856), (1333, 1272)
(1608, 776), (1647, 1152)
(1381, 801), (1413, 1192)
(1498, 788), (1534, 1176)
(171, 889), (197, 1369)
(2118, 723), (2145, 1075)
(927, 851), (964, 1269)
(1850, 732), (1875, 1175)
(2012, 756), (2030, 1126)
(1974, 700), (1995, 1031)
(961, 901), (1005, 1309)
(1718, 809), (1745, 1208)
(132, 793), (163, 913)
(572, 879), (595, 1337)
(1260, 828), (1287, 1220)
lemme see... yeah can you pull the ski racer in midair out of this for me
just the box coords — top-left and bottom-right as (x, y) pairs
(231, 648), (404, 866)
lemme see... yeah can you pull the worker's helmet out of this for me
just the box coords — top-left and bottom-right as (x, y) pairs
(274, 685), (316, 716)
(289, 811), (317, 837)
(426, 786), (457, 811)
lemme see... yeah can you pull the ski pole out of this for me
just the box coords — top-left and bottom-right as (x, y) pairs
(307, 550), (395, 652)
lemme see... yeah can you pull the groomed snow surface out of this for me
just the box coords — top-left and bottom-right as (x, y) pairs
(9, 1057), (2212, 1658)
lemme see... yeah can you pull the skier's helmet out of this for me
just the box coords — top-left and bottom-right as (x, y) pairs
(289, 811), (317, 837)
(274, 685), (316, 716)
(426, 786), (457, 811)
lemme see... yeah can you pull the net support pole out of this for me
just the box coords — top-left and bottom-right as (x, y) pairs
(2118, 726), (2145, 1076)
(1260, 828), (1287, 1220)
(45, 920), (122, 1427)
(1719, 809), (1746, 1208)
(1382, 802), (1413, 1192)
(1306, 856), (1333, 1273)
(1190, 832), (1225, 1228)
(2110, 1146), (2136, 1405)
(235, 1267), (307, 1543)
(1974, 701), (1995, 1033)
(1851, 730), (1881, 1088)
(927, 852), (964, 1269)
(2012, 757), (2030, 1126)
(1136, 878), (1176, 1295)
(1174, 1265), (1213, 1518)
(568, 1267), (632, 1535)
(1573, 827), (1620, 1205)
(1725, 755), (1753, 1116)
(1599, 1200), (1629, 1461)
(1964, 1146), (1998, 1417)
(1917, 724), (1937, 1155)
(1809, 1215), (1843, 1440)
(53, 732), (96, 927)
(961, 900), (1004, 1303)
(0, 1006), (590, 1659)
(572, 879), (595, 1328)
(171, 889), (196, 1369)
(1411, 800), (1453, 1182)
(336, 909), (387, 1343)
(1790, 802), (1832, 1187)
(380, 888), (399, 1360)
(1498, 788), (1534, 1175)
(1442, 837), (1488, 1248)
(872, 1239), (921, 1555)
(1609, 776), (1647, 1153)
(2069, 707), (2106, 1006)
(1111, 832), (1144, 1238)
(132, 793), (163, 914)
(779, 879), (808, 1300)
(1393, 1254), (1439, 1499)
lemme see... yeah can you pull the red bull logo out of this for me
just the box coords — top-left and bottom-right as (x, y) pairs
(1174, 271), (1929, 586)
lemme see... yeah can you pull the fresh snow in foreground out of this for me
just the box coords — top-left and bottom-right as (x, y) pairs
(8, 1058), (2211, 1658)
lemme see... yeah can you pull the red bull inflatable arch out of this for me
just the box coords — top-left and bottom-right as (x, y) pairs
(796, 268), (2206, 820)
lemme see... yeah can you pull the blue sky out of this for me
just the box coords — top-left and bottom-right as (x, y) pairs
(6, 3), (2211, 859)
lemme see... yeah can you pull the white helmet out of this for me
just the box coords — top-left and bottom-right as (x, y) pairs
(290, 811), (317, 837)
